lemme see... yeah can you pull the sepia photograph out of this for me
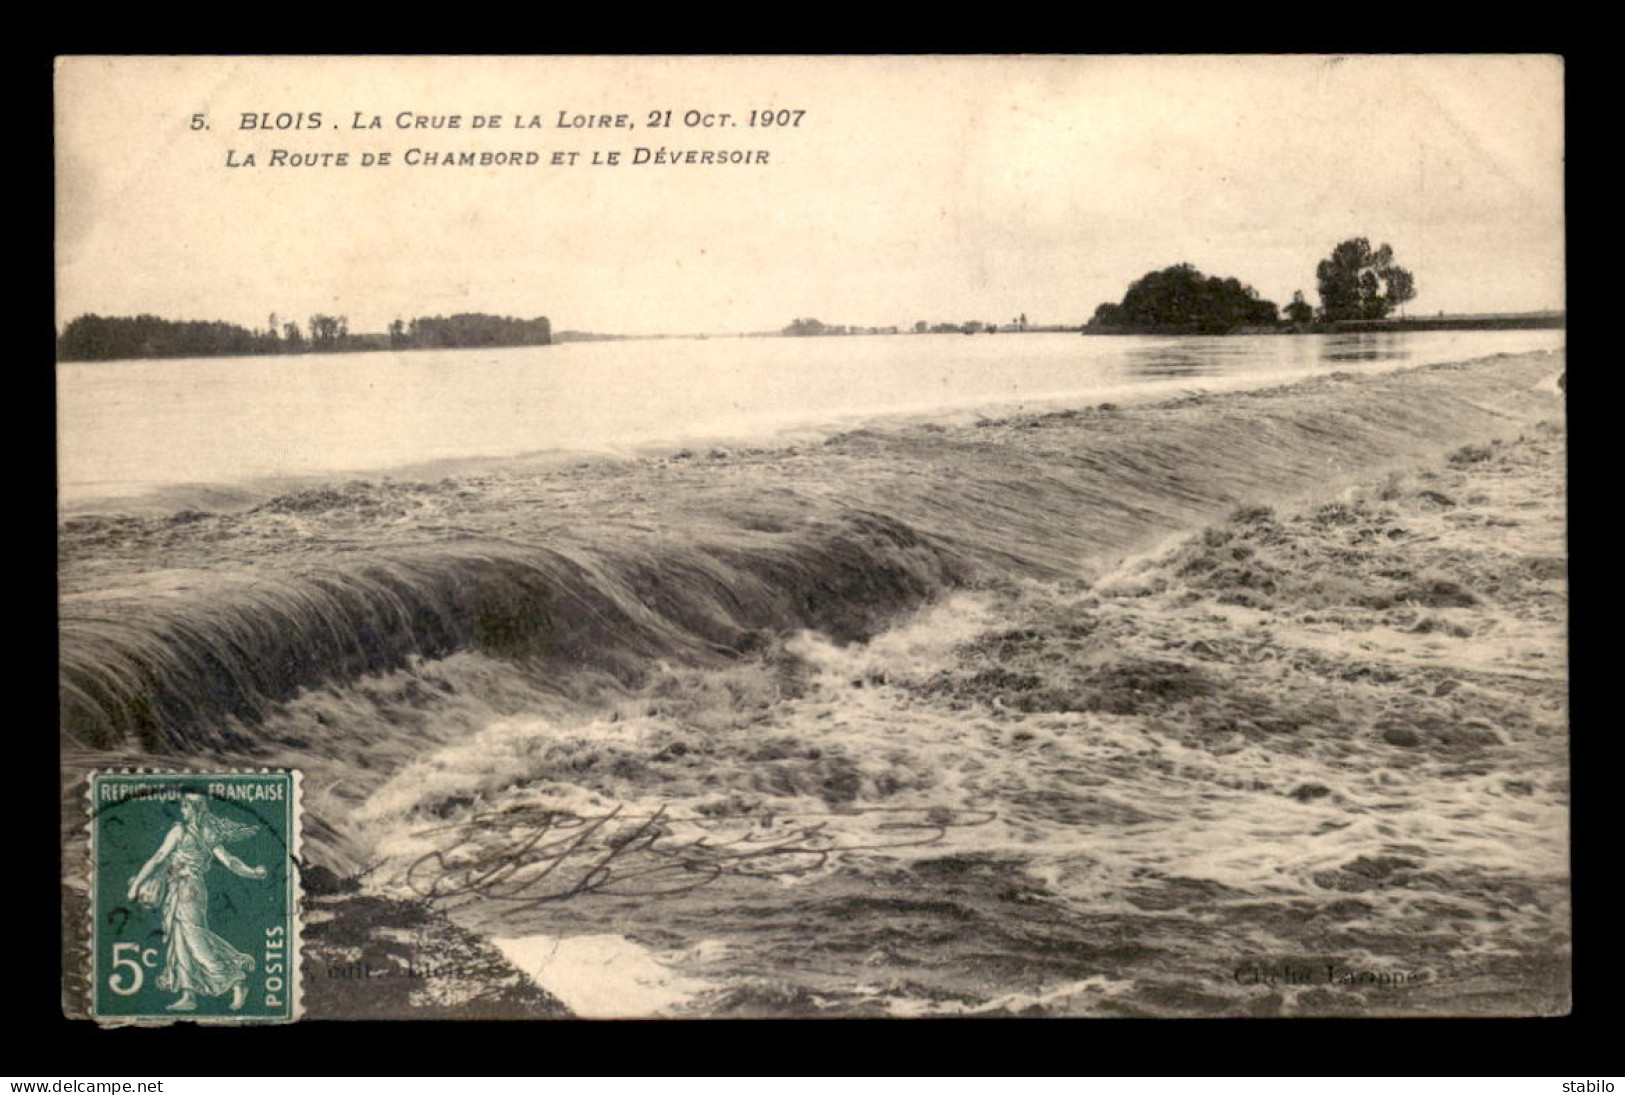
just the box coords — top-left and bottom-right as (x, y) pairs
(56, 54), (1567, 1022)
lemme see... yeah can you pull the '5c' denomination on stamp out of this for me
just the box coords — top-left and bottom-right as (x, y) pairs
(88, 770), (302, 1024)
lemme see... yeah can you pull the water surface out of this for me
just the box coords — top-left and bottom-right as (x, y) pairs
(57, 329), (1564, 506)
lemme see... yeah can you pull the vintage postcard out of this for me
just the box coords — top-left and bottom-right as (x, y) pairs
(57, 55), (1567, 1020)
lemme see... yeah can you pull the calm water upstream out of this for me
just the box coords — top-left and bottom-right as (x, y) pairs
(57, 329), (1564, 507)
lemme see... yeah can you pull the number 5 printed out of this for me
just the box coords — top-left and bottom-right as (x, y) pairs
(107, 941), (157, 996)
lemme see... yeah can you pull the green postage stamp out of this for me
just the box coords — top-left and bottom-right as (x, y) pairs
(87, 770), (302, 1024)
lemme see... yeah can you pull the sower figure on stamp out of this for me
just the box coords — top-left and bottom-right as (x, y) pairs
(127, 793), (268, 1011)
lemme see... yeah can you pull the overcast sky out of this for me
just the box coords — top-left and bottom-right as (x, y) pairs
(56, 55), (1564, 336)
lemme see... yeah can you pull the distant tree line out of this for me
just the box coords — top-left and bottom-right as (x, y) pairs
(786, 316), (1044, 338)
(782, 318), (901, 337)
(58, 311), (551, 362)
(57, 314), (283, 361)
(389, 313), (552, 350)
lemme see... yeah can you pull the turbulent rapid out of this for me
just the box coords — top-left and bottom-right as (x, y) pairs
(59, 350), (1568, 1017)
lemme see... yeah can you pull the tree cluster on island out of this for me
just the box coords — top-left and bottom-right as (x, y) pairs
(56, 311), (551, 362)
(1313, 238), (1416, 322)
(1086, 238), (1418, 334)
(1088, 265), (1280, 333)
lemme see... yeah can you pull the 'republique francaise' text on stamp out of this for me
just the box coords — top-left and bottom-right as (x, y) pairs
(88, 770), (302, 1024)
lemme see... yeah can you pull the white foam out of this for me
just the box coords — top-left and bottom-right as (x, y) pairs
(489, 933), (712, 1018)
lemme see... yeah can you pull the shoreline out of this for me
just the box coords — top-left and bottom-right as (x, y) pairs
(1084, 315), (1565, 337)
(55, 312), (1568, 367)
